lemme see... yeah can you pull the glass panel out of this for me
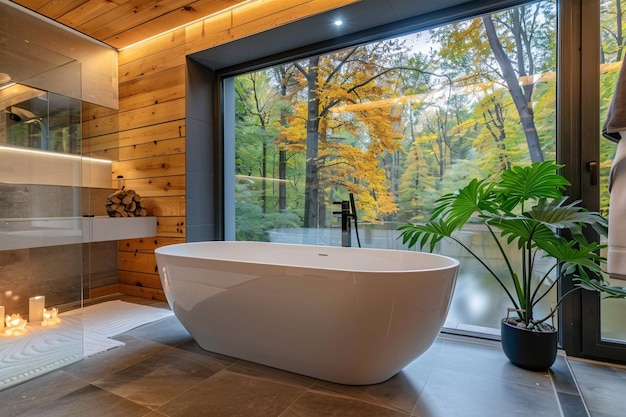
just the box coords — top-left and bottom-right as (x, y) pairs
(600, 0), (626, 343)
(2, 89), (81, 154)
(231, 1), (557, 333)
(0, 42), (84, 388)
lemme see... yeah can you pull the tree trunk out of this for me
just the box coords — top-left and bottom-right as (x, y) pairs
(261, 141), (267, 213)
(482, 14), (544, 163)
(484, 97), (511, 171)
(617, 0), (624, 62)
(304, 56), (321, 228)
(278, 150), (287, 212)
(275, 66), (291, 213)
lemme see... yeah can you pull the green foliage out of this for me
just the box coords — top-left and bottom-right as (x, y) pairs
(235, 183), (301, 241)
(399, 161), (626, 328)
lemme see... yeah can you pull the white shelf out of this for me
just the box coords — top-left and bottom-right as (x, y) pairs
(0, 216), (157, 250)
(89, 216), (157, 243)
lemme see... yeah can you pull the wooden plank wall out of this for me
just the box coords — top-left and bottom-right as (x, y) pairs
(82, 0), (359, 301)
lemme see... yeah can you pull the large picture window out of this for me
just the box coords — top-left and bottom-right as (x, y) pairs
(227, 1), (558, 333)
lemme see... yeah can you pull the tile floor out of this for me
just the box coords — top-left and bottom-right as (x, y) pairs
(1, 297), (625, 417)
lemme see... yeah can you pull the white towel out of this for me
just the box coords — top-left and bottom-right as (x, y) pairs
(603, 59), (626, 142)
(604, 58), (626, 279)
(608, 135), (626, 280)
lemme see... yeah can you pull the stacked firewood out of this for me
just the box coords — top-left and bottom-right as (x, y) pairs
(105, 189), (147, 217)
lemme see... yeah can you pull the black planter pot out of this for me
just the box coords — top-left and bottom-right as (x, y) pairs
(500, 319), (558, 371)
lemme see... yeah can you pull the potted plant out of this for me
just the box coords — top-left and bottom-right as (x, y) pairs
(398, 161), (625, 370)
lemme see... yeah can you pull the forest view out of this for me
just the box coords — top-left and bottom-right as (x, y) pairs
(233, 0), (620, 245)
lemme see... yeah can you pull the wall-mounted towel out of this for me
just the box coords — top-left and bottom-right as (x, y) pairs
(604, 58), (626, 279)
(608, 134), (626, 280)
(603, 59), (626, 142)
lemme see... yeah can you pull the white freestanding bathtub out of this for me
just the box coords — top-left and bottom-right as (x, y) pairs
(155, 241), (459, 385)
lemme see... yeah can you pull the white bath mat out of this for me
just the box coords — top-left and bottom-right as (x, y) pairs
(62, 300), (174, 357)
(0, 300), (173, 389)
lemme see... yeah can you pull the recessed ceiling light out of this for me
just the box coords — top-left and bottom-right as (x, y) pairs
(334, 19), (343, 26)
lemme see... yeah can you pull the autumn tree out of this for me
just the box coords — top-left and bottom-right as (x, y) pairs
(431, 2), (556, 164)
(471, 88), (529, 172)
(280, 40), (415, 226)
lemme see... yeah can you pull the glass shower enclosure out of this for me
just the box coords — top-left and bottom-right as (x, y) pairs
(0, 32), (84, 390)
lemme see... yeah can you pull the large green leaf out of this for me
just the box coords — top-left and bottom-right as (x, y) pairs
(495, 161), (569, 210)
(540, 240), (605, 275)
(487, 198), (607, 251)
(487, 215), (555, 249)
(398, 220), (455, 253)
(527, 198), (607, 229)
(430, 178), (497, 229)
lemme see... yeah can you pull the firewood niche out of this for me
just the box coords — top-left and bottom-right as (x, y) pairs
(105, 189), (148, 217)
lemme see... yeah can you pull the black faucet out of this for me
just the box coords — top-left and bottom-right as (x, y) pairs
(332, 193), (361, 247)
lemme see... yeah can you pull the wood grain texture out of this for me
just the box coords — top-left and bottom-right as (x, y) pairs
(115, 176), (186, 198)
(90, 284), (121, 299)
(119, 284), (167, 301)
(119, 251), (159, 275)
(14, 0), (360, 50)
(118, 236), (185, 252)
(112, 154), (186, 180)
(118, 46), (186, 83)
(119, 270), (163, 290)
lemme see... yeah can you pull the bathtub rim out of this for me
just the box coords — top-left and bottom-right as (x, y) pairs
(155, 240), (460, 274)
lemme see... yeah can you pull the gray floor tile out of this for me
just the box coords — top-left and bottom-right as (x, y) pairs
(569, 359), (626, 417)
(227, 359), (317, 389)
(434, 337), (554, 390)
(310, 347), (437, 415)
(157, 369), (306, 417)
(280, 391), (411, 417)
(0, 370), (88, 417)
(551, 356), (580, 395)
(410, 366), (561, 417)
(14, 384), (151, 417)
(63, 334), (170, 382)
(93, 346), (227, 408)
(557, 392), (589, 417)
(174, 338), (238, 365)
(123, 316), (193, 346)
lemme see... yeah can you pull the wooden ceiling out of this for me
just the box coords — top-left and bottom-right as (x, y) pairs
(10, 0), (248, 49)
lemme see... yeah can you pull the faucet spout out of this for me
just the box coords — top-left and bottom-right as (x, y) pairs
(332, 194), (360, 248)
(332, 200), (351, 247)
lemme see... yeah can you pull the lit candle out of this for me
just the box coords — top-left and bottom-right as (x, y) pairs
(41, 307), (61, 327)
(29, 296), (45, 323)
(4, 313), (27, 336)
(0, 306), (4, 331)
